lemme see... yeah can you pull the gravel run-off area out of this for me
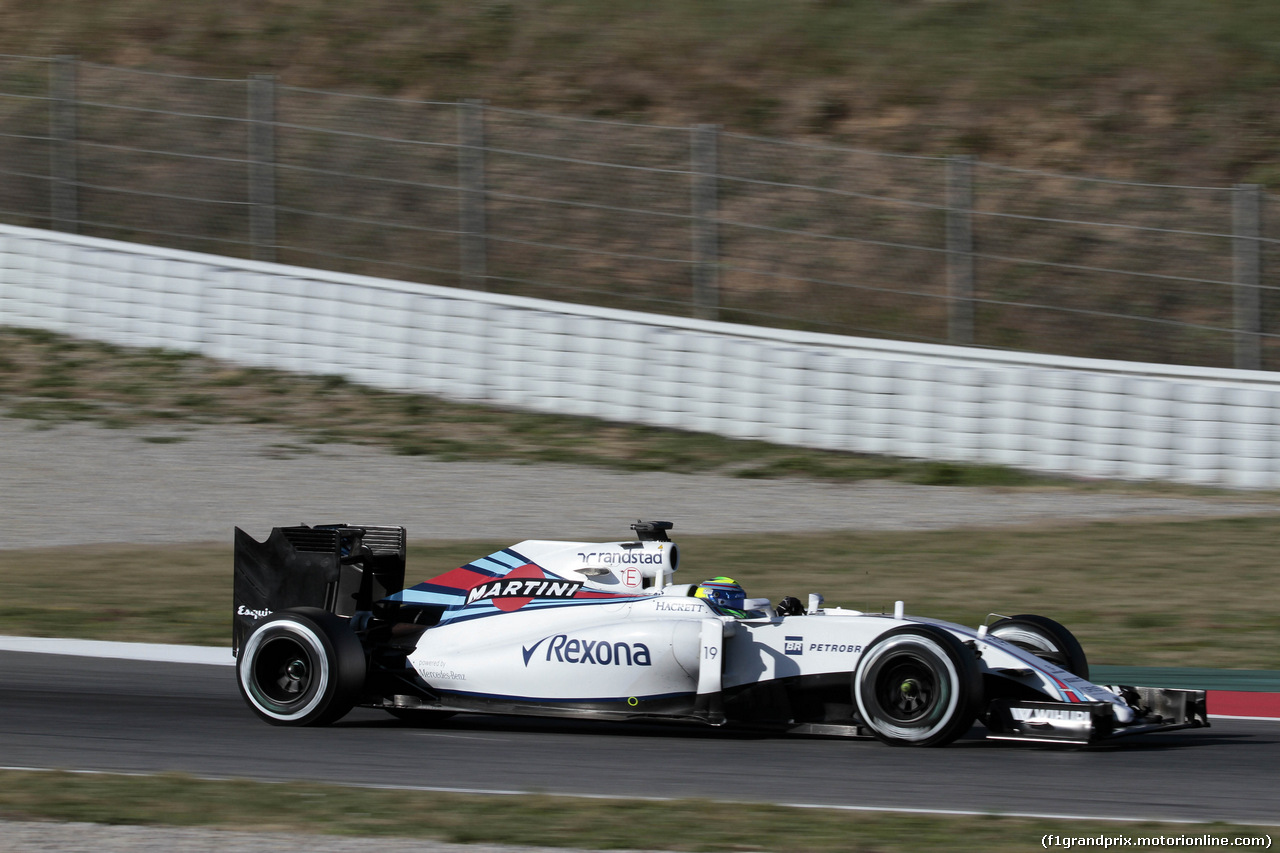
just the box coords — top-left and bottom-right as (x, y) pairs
(0, 820), (664, 853)
(4, 418), (1280, 551)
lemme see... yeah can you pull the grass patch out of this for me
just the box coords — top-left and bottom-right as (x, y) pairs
(3, 518), (1279, 668)
(0, 770), (1269, 851)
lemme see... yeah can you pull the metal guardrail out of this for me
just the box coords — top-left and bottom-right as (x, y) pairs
(2, 54), (1279, 369)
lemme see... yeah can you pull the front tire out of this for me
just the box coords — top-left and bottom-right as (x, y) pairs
(853, 624), (982, 747)
(237, 607), (366, 726)
(987, 614), (1088, 680)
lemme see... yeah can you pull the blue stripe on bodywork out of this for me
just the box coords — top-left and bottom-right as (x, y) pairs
(468, 557), (519, 574)
(498, 548), (533, 567)
(466, 549), (532, 574)
(388, 588), (458, 605)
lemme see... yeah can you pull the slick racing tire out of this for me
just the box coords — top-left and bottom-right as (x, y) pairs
(987, 614), (1089, 680)
(237, 607), (366, 726)
(853, 624), (982, 747)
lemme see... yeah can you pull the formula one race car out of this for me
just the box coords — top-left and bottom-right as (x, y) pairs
(232, 521), (1208, 746)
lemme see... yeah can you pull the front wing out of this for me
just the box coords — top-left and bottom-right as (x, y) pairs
(985, 686), (1209, 745)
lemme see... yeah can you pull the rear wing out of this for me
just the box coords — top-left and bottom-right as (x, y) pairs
(232, 524), (406, 656)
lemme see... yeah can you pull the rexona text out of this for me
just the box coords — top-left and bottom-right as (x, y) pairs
(522, 634), (652, 667)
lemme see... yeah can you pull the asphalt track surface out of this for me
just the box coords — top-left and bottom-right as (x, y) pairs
(2, 650), (1277, 826)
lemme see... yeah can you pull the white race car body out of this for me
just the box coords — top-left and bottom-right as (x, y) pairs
(232, 522), (1207, 746)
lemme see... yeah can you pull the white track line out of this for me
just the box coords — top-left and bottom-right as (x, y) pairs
(0, 635), (233, 665)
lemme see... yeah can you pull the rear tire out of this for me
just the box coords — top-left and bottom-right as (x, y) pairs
(853, 624), (982, 747)
(237, 607), (366, 726)
(987, 614), (1088, 680)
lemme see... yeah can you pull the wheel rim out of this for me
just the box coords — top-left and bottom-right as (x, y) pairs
(253, 636), (316, 705)
(243, 628), (328, 718)
(875, 656), (942, 724)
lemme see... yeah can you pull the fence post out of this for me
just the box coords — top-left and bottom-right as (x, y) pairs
(49, 55), (78, 234)
(946, 154), (975, 346)
(1233, 183), (1262, 371)
(691, 123), (719, 321)
(248, 74), (277, 263)
(458, 99), (488, 291)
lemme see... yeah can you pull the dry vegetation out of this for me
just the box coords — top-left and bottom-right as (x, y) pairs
(3, 0), (1280, 187)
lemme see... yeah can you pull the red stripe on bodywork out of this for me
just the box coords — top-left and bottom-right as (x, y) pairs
(1047, 674), (1080, 702)
(415, 566), (500, 591)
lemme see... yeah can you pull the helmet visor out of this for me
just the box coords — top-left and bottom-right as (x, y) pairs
(698, 580), (745, 609)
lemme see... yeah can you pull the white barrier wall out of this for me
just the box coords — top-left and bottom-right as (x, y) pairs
(3, 222), (1279, 489)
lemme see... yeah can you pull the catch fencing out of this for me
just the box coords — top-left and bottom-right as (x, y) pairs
(2, 55), (1280, 370)
(4, 221), (1280, 490)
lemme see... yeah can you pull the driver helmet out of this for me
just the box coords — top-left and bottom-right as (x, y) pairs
(694, 577), (747, 614)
